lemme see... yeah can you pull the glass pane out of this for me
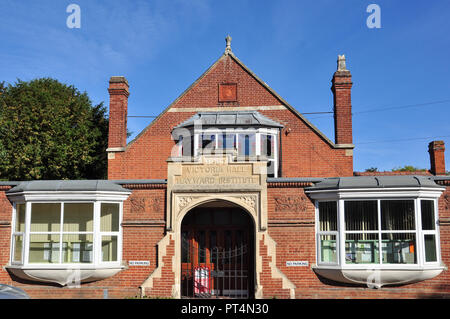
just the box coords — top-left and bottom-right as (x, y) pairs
(319, 202), (337, 231)
(29, 234), (61, 263)
(31, 203), (61, 232)
(381, 200), (415, 230)
(424, 234), (437, 262)
(201, 134), (216, 150)
(64, 203), (94, 232)
(13, 235), (23, 263)
(345, 201), (378, 231)
(261, 134), (274, 158)
(320, 234), (337, 263)
(238, 134), (256, 156)
(382, 233), (416, 264)
(421, 200), (435, 230)
(217, 134), (236, 149)
(102, 235), (118, 262)
(62, 234), (93, 263)
(15, 204), (26, 232)
(181, 134), (194, 157)
(345, 233), (379, 264)
(101, 203), (120, 232)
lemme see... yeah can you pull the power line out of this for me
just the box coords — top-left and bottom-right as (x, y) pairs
(305, 98), (450, 119)
(126, 98), (450, 120)
(356, 134), (450, 145)
(353, 99), (450, 115)
(128, 115), (158, 118)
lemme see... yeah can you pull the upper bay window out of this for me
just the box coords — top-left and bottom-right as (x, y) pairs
(172, 111), (282, 177)
(307, 176), (446, 287)
(6, 180), (130, 286)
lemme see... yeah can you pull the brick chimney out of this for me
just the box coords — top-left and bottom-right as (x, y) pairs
(107, 76), (129, 152)
(428, 140), (446, 175)
(331, 55), (353, 145)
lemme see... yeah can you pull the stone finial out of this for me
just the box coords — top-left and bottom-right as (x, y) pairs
(225, 35), (232, 54)
(337, 55), (347, 71)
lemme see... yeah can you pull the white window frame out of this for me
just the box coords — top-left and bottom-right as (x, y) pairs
(418, 199), (442, 266)
(9, 200), (124, 270)
(98, 201), (123, 265)
(192, 127), (279, 177)
(11, 202), (26, 265)
(315, 201), (340, 266)
(314, 194), (442, 271)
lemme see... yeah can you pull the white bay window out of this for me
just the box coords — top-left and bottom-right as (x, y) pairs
(189, 128), (279, 177)
(6, 180), (130, 286)
(307, 176), (445, 287)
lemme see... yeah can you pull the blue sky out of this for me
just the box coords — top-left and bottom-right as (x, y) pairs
(1, 0), (449, 173)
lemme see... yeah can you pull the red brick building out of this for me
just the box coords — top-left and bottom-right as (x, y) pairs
(0, 38), (449, 299)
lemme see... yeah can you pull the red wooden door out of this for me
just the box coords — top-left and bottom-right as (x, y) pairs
(181, 207), (253, 298)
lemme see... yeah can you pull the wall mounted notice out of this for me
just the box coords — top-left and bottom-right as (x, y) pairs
(286, 261), (308, 267)
(129, 261), (150, 266)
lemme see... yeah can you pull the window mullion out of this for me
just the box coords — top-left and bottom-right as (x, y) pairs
(433, 199), (442, 263)
(377, 199), (382, 264)
(273, 135), (278, 178)
(24, 202), (32, 265)
(338, 200), (345, 266)
(256, 132), (261, 156)
(415, 198), (423, 266)
(59, 203), (64, 264)
(94, 201), (100, 266)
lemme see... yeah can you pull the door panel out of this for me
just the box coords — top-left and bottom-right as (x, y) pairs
(181, 207), (253, 298)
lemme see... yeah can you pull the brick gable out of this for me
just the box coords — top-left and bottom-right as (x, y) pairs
(107, 51), (354, 180)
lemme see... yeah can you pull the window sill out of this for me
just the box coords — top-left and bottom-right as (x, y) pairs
(312, 264), (445, 288)
(5, 263), (127, 286)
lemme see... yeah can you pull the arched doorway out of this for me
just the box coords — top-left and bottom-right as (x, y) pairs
(180, 200), (255, 298)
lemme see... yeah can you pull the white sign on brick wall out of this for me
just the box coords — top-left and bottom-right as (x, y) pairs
(286, 261), (308, 267)
(129, 261), (150, 266)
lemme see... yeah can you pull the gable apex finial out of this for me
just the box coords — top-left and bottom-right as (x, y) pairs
(225, 35), (232, 54)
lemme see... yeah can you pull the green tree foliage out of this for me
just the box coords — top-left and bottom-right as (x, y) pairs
(391, 165), (426, 172)
(0, 78), (108, 180)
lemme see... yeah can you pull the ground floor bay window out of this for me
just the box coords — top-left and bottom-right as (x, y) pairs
(6, 180), (130, 286)
(307, 176), (446, 287)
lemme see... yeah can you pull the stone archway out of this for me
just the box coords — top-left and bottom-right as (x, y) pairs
(179, 200), (256, 298)
(140, 154), (295, 298)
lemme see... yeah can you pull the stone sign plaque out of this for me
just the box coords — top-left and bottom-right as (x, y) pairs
(169, 155), (264, 191)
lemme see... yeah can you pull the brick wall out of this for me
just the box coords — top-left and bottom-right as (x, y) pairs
(107, 53), (353, 180)
(0, 184), (449, 298)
